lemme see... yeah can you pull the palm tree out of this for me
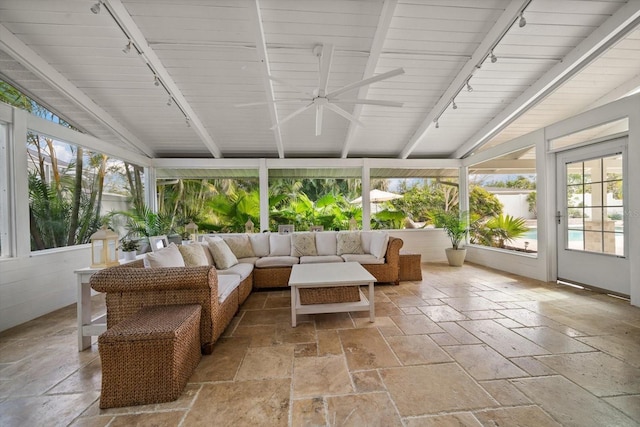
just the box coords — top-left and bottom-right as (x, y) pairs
(484, 214), (528, 248)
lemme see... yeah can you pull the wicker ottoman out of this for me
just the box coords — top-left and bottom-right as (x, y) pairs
(98, 304), (202, 409)
(399, 252), (422, 281)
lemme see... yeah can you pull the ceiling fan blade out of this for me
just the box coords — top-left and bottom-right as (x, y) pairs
(317, 43), (334, 97)
(269, 76), (313, 98)
(235, 99), (307, 108)
(324, 103), (363, 127)
(326, 68), (405, 99)
(330, 99), (404, 107)
(315, 104), (324, 136)
(269, 102), (314, 130)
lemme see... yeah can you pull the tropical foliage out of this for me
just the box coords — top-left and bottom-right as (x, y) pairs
(433, 210), (469, 250)
(473, 214), (528, 248)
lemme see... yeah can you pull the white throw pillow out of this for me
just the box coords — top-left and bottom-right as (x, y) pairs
(178, 243), (209, 267)
(315, 231), (337, 255)
(249, 233), (270, 257)
(208, 239), (239, 270)
(223, 235), (255, 258)
(198, 242), (215, 265)
(369, 232), (389, 259)
(144, 243), (185, 268)
(360, 231), (373, 253)
(291, 232), (317, 257)
(336, 231), (363, 255)
(269, 233), (291, 256)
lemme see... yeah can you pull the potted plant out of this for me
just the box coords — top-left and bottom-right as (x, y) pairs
(120, 238), (140, 261)
(434, 210), (469, 267)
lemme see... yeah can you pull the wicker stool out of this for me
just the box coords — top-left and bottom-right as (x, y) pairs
(399, 252), (422, 281)
(98, 304), (202, 409)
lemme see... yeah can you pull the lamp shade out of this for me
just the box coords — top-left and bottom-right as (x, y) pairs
(90, 225), (119, 268)
(185, 221), (198, 241)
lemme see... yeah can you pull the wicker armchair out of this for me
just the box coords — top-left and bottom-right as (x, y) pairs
(90, 260), (235, 354)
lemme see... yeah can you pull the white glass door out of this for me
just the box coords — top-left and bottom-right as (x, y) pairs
(556, 138), (629, 296)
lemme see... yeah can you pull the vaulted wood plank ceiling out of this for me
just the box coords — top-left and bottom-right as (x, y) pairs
(0, 0), (638, 160)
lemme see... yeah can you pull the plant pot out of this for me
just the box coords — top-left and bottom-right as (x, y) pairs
(123, 251), (137, 261)
(445, 248), (467, 267)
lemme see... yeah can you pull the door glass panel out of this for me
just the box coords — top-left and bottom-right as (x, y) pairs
(564, 151), (624, 256)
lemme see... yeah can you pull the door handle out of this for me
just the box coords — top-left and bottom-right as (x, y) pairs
(556, 211), (562, 225)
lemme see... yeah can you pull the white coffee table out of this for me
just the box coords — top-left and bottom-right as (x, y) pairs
(288, 262), (376, 327)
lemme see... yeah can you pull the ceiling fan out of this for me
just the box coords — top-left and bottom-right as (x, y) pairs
(237, 44), (405, 136)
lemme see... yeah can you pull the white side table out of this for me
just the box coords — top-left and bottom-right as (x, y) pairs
(74, 256), (143, 351)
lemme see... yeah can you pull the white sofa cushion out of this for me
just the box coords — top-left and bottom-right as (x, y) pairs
(369, 232), (389, 259)
(315, 231), (337, 255)
(255, 256), (299, 268)
(217, 262), (253, 281)
(238, 256), (260, 265)
(269, 233), (291, 256)
(291, 232), (317, 256)
(208, 239), (239, 270)
(144, 243), (185, 268)
(223, 235), (255, 258)
(299, 255), (344, 264)
(361, 231), (373, 253)
(342, 254), (384, 265)
(218, 274), (241, 303)
(249, 233), (270, 257)
(198, 242), (215, 265)
(336, 231), (363, 255)
(178, 243), (209, 267)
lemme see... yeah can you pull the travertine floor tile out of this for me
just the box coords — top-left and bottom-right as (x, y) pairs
(418, 305), (467, 322)
(578, 334), (640, 368)
(0, 392), (99, 427)
(190, 337), (250, 382)
(604, 395), (640, 420)
(314, 312), (355, 330)
(463, 310), (504, 320)
(473, 406), (561, 427)
(351, 370), (385, 392)
(458, 320), (549, 357)
(292, 355), (352, 398)
(235, 345), (294, 381)
(339, 328), (400, 370)
(183, 379), (290, 426)
(239, 307), (291, 326)
(317, 329), (343, 356)
(535, 351), (640, 396)
(325, 392), (402, 426)
(48, 357), (102, 394)
(512, 326), (594, 354)
(479, 380), (531, 405)
(440, 297), (504, 311)
(391, 314), (443, 335)
(386, 335), (452, 365)
(444, 344), (526, 380)
(438, 322), (482, 344)
(512, 375), (637, 426)
(108, 411), (185, 427)
(380, 364), (496, 416)
(291, 397), (326, 427)
(403, 412), (482, 427)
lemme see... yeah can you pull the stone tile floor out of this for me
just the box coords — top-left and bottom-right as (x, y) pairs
(1, 262), (640, 426)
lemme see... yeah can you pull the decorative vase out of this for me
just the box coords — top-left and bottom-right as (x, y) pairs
(123, 251), (137, 261)
(445, 248), (467, 267)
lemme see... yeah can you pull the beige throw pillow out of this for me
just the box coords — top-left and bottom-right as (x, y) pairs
(336, 232), (363, 255)
(208, 239), (239, 270)
(144, 243), (186, 268)
(223, 235), (255, 259)
(178, 243), (209, 267)
(291, 232), (317, 257)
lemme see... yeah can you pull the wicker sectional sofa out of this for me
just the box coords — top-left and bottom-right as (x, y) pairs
(91, 231), (403, 353)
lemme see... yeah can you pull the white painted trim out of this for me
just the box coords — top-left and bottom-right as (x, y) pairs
(153, 158), (261, 169)
(259, 159), (269, 231)
(341, 0), (398, 158)
(362, 159), (371, 230)
(400, 0), (531, 159)
(455, 3), (640, 158)
(249, 0), (284, 159)
(462, 129), (543, 167)
(12, 109), (29, 258)
(0, 119), (10, 258)
(0, 24), (154, 158)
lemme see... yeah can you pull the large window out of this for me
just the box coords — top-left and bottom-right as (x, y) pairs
(468, 147), (537, 253)
(0, 122), (8, 257)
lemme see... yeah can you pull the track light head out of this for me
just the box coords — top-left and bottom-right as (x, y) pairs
(452, 100), (458, 110)
(435, 120), (439, 129)
(519, 13), (527, 28)
(154, 75), (160, 86)
(122, 41), (131, 54)
(466, 81), (473, 92)
(185, 117), (191, 127)
(90, 1), (101, 14)
(490, 51), (497, 63)
(167, 97), (172, 106)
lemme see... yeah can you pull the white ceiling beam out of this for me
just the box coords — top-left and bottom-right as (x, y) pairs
(0, 23), (155, 158)
(398, 0), (530, 160)
(586, 73), (640, 111)
(341, 0), (397, 159)
(106, 0), (222, 159)
(248, 0), (285, 159)
(453, 1), (640, 159)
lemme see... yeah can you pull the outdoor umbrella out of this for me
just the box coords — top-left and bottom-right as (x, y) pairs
(350, 189), (403, 213)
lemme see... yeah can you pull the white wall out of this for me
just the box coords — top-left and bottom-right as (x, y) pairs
(0, 246), (91, 331)
(389, 229), (450, 262)
(495, 193), (535, 219)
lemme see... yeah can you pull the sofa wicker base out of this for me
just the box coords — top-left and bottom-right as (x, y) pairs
(98, 304), (202, 409)
(399, 252), (422, 281)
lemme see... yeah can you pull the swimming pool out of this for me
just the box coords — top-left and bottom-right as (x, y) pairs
(522, 227), (623, 242)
